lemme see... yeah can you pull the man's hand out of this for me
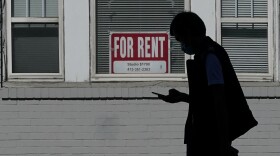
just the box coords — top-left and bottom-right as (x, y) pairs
(153, 88), (190, 103)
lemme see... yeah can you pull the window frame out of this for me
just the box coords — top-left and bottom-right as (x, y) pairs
(90, 0), (191, 82)
(6, 0), (64, 81)
(275, 0), (280, 81)
(216, 0), (275, 81)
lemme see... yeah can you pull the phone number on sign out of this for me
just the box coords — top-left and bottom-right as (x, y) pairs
(127, 67), (150, 72)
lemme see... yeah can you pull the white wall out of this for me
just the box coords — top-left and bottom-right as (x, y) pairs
(0, 86), (279, 155)
(64, 0), (90, 82)
(191, 0), (216, 40)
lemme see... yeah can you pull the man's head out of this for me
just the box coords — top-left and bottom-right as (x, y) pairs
(170, 12), (206, 54)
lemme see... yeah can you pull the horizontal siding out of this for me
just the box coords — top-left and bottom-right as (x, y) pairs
(0, 87), (279, 155)
(1, 86), (280, 98)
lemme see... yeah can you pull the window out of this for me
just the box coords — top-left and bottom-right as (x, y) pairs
(217, 0), (274, 81)
(92, 0), (188, 81)
(7, 0), (63, 79)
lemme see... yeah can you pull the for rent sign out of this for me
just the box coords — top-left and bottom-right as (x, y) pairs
(110, 32), (170, 74)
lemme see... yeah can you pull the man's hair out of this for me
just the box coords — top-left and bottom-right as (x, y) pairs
(170, 12), (206, 39)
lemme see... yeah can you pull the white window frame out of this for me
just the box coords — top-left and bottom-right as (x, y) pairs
(275, 0), (280, 81)
(90, 0), (191, 82)
(6, 0), (64, 81)
(216, 0), (275, 81)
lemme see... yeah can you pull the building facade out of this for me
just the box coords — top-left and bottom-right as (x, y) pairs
(0, 0), (279, 155)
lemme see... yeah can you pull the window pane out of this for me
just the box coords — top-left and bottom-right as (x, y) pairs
(12, 0), (58, 17)
(12, 0), (26, 17)
(238, 0), (251, 17)
(12, 24), (59, 73)
(221, 23), (268, 73)
(254, 0), (268, 17)
(96, 0), (184, 74)
(46, 0), (58, 17)
(221, 0), (267, 17)
(30, 0), (42, 17)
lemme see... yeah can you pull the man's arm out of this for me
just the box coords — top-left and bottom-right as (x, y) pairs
(206, 53), (230, 155)
(170, 89), (190, 103)
(159, 89), (190, 103)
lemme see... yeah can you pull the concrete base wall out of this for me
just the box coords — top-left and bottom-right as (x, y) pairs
(0, 87), (279, 155)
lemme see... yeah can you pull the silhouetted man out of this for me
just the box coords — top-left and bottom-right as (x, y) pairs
(153, 12), (258, 156)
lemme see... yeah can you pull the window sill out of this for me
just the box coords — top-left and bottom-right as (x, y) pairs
(2, 81), (188, 88)
(1, 81), (280, 99)
(2, 81), (280, 88)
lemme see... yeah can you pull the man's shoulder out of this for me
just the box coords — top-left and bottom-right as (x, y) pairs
(205, 41), (228, 61)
